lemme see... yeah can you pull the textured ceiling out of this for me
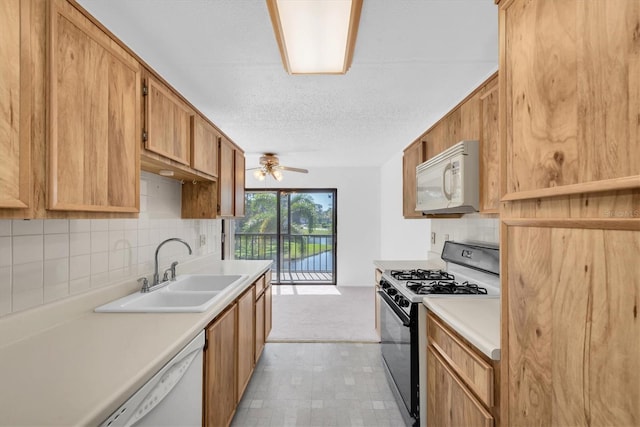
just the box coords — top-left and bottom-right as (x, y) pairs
(77, 0), (498, 169)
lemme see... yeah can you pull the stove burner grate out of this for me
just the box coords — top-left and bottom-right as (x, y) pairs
(408, 280), (488, 295)
(390, 269), (455, 281)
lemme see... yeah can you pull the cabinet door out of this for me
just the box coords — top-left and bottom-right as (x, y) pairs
(255, 291), (265, 363)
(145, 75), (191, 165)
(236, 285), (255, 402)
(427, 346), (493, 427)
(204, 304), (237, 427)
(48, 0), (140, 212)
(402, 140), (426, 218)
(479, 76), (499, 212)
(234, 150), (245, 217)
(505, 226), (640, 426)
(218, 137), (234, 217)
(265, 283), (272, 339)
(501, 0), (640, 199)
(190, 115), (219, 177)
(0, 0), (30, 210)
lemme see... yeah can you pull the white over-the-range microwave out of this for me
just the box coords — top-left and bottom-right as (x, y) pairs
(415, 140), (479, 214)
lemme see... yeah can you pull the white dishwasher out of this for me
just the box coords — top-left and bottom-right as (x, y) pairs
(101, 331), (205, 427)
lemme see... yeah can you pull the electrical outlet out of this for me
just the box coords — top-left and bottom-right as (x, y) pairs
(444, 234), (449, 242)
(199, 234), (206, 247)
(431, 232), (436, 245)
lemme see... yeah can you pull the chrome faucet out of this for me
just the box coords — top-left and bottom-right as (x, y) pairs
(142, 238), (193, 292)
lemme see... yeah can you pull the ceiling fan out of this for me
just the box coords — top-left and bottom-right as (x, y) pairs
(247, 153), (309, 181)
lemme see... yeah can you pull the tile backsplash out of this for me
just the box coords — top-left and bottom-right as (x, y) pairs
(0, 172), (222, 317)
(429, 215), (499, 258)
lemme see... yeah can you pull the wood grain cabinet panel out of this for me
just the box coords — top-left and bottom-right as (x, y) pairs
(402, 140), (426, 218)
(255, 291), (265, 364)
(480, 76), (500, 212)
(427, 345), (494, 427)
(48, 0), (139, 212)
(236, 285), (255, 403)
(218, 137), (234, 217)
(0, 0), (31, 211)
(234, 149), (245, 217)
(501, 0), (640, 199)
(204, 304), (237, 427)
(190, 115), (219, 178)
(265, 282), (272, 340)
(505, 226), (640, 426)
(145, 75), (192, 165)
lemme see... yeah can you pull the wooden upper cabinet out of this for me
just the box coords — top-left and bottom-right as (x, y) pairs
(234, 149), (245, 217)
(218, 137), (245, 218)
(190, 115), (219, 178)
(402, 140), (426, 218)
(500, 0), (640, 200)
(0, 0), (31, 211)
(47, 0), (140, 212)
(480, 75), (500, 213)
(144, 74), (192, 166)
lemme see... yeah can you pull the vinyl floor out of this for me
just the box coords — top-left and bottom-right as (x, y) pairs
(230, 343), (407, 427)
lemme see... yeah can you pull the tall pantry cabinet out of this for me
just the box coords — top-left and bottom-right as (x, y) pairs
(498, 1), (640, 426)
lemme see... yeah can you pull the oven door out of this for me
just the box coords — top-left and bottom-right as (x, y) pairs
(378, 291), (415, 418)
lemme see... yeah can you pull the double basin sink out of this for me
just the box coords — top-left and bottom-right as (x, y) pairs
(95, 274), (248, 313)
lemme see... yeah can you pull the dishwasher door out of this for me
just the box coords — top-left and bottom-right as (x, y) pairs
(101, 331), (205, 427)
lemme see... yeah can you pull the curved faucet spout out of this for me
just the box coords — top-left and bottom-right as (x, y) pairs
(151, 238), (193, 290)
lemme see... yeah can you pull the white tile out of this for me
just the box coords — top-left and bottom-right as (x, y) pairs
(109, 230), (125, 251)
(109, 219), (126, 231)
(109, 249), (125, 271)
(91, 272), (110, 288)
(69, 220), (91, 233)
(137, 228), (149, 247)
(139, 195), (148, 213)
(12, 220), (43, 236)
(0, 266), (11, 316)
(91, 252), (109, 274)
(44, 259), (69, 303)
(12, 262), (43, 311)
(69, 254), (91, 280)
(123, 247), (138, 271)
(91, 231), (109, 253)
(124, 230), (138, 248)
(0, 236), (11, 267)
(124, 219), (138, 231)
(108, 268), (125, 282)
(44, 220), (69, 234)
(44, 234), (69, 260)
(13, 235), (43, 265)
(70, 232), (91, 256)
(0, 220), (11, 236)
(90, 219), (109, 232)
(140, 178), (149, 196)
(69, 277), (90, 294)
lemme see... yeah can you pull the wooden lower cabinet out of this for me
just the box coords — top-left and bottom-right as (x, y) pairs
(255, 291), (265, 363)
(265, 283), (272, 339)
(427, 345), (493, 427)
(204, 304), (237, 427)
(236, 285), (255, 403)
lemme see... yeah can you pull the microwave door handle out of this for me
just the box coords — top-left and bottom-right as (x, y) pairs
(442, 163), (452, 200)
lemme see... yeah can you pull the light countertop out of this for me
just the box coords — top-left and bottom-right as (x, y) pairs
(422, 297), (500, 360)
(0, 257), (271, 426)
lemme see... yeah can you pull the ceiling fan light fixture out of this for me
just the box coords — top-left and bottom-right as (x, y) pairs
(253, 169), (266, 181)
(266, 0), (363, 74)
(272, 169), (283, 181)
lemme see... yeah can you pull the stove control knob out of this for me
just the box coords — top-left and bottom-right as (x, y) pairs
(380, 280), (390, 290)
(387, 288), (397, 296)
(398, 298), (410, 308)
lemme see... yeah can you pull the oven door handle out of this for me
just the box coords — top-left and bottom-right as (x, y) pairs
(378, 291), (411, 326)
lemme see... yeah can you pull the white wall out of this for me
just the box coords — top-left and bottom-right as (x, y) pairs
(0, 172), (222, 317)
(244, 167), (379, 286)
(429, 216), (500, 259)
(379, 152), (431, 259)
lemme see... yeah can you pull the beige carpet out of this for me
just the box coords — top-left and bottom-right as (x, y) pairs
(267, 285), (380, 342)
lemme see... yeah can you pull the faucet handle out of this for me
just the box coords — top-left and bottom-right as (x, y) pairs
(169, 261), (179, 280)
(138, 277), (150, 293)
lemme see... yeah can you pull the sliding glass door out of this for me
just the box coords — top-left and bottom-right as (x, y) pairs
(235, 189), (337, 285)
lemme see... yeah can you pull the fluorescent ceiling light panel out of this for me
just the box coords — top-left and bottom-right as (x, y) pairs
(267, 0), (362, 74)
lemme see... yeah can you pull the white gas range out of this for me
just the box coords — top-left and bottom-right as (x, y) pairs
(378, 241), (500, 426)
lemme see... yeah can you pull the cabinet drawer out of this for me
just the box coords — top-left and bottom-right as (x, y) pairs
(254, 274), (266, 297)
(427, 312), (494, 407)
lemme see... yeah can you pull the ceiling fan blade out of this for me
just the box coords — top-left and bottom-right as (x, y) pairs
(275, 165), (309, 173)
(246, 167), (263, 171)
